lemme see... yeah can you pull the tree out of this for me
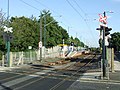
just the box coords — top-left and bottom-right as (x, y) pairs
(0, 9), (6, 27)
(69, 36), (84, 47)
(10, 16), (39, 51)
(40, 11), (69, 48)
(8, 10), (70, 50)
(110, 32), (120, 51)
(0, 9), (7, 59)
(0, 10), (84, 52)
(0, 9), (7, 52)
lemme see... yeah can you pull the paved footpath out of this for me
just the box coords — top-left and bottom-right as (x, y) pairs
(109, 60), (120, 82)
(78, 59), (120, 84)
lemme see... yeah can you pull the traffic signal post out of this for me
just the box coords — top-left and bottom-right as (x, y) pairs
(102, 22), (107, 78)
(97, 11), (112, 79)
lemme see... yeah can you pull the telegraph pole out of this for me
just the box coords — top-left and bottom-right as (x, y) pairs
(44, 15), (46, 59)
(39, 13), (42, 62)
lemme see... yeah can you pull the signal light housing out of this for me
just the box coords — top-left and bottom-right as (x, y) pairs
(105, 27), (112, 36)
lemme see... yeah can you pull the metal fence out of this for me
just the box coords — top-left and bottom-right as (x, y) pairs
(0, 46), (64, 66)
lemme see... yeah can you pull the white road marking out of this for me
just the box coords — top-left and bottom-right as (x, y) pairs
(0, 76), (34, 89)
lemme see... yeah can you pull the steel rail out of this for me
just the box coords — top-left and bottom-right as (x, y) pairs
(49, 54), (97, 90)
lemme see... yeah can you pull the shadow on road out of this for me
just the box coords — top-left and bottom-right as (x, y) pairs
(31, 64), (53, 69)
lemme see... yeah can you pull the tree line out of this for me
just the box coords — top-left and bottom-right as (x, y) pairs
(0, 10), (85, 53)
(1, 10), (119, 55)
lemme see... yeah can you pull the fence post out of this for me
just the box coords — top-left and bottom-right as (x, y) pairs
(21, 51), (24, 65)
(2, 55), (5, 67)
(10, 52), (13, 67)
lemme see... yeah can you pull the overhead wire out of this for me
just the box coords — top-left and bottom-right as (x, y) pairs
(34, 0), (73, 27)
(19, 0), (70, 29)
(72, 0), (86, 16)
(34, 0), (58, 15)
(18, 0), (74, 38)
(19, 0), (40, 12)
(20, 0), (73, 31)
(73, 0), (100, 46)
(66, 0), (89, 42)
(66, 0), (90, 45)
(66, 0), (97, 47)
(19, 0), (95, 46)
(66, 0), (85, 20)
(73, 0), (96, 46)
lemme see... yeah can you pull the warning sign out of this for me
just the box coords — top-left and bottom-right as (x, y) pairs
(39, 41), (42, 48)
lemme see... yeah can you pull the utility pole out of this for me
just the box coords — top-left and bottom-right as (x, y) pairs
(44, 15), (46, 59)
(39, 13), (42, 62)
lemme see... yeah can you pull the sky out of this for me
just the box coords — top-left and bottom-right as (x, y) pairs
(0, 0), (120, 47)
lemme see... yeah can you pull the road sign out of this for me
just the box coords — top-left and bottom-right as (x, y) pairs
(39, 41), (42, 48)
(99, 14), (107, 24)
(28, 46), (32, 49)
(100, 22), (107, 27)
(4, 26), (13, 33)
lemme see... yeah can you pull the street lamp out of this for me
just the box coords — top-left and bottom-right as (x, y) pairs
(43, 15), (61, 59)
(39, 13), (51, 62)
(39, 12), (62, 61)
(43, 17), (55, 59)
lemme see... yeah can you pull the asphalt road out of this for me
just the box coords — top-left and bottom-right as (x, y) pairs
(0, 71), (120, 90)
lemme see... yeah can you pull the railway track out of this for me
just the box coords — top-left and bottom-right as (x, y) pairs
(49, 54), (101, 90)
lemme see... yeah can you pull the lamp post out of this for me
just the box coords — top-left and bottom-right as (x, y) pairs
(43, 19), (57, 59)
(39, 13), (53, 62)
(39, 13), (50, 62)
(43, 15), (61, 59)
